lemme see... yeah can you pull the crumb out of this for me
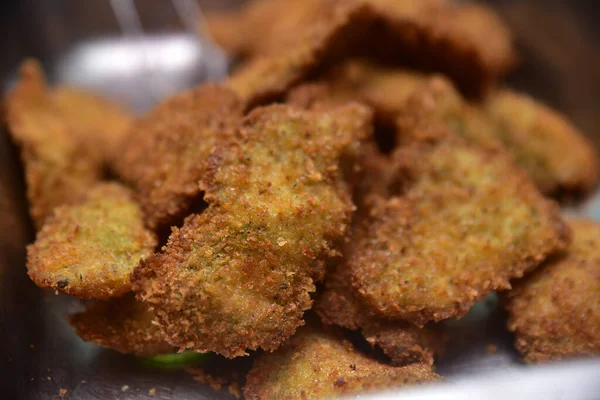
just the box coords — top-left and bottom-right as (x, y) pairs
(122, 385), (129, 392)
(487, 344), (497, 355)
(59, 388), (67, 397)
(47, 376), (52, 381)
(81, 380), (86, 384)
(149, 388), (156, 396)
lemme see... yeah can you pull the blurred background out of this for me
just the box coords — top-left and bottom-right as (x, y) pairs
(0, 0), (599, 144)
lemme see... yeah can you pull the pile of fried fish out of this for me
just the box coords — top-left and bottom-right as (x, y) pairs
(5, 0), (599, 398)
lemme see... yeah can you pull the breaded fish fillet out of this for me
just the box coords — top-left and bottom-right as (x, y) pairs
(485, 89), (599, 194)
(70, 294), (172, 356)
(226, 0), (368, 108)
(205, 0), (327, 60)
(27, 182), (156, 299)
(396, 76), (504, 151)
(132, 104), (371, 358)
(219, 0), (515, 102)
(115, 84), (243, 229)
(350, 131), (570, 326)
(505, 219), (600, 363)
(4, 60), (103, 228)
(288, 60), (427, 129)
(51, 86), (132, 166)
(398, 78), (599, 195)
(317, 255), (443, 366)
(243, 325), (442, 400)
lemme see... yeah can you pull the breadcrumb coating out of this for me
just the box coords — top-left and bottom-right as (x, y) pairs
(70, 294), (172, 356)
(485, 89), (599, 194)
(505, 219), (600, 363)
(243, 325), (442, 400)
(350, 131), (570, 326)
(132, 104), (371, 357)
(115, 84), (243, 229)
(4, 60), (103, 228)
(27, 182), (156, 299)
(218, 0), (515, 102)
(398, 77), (599, 195)
(51, 86), (132, 167)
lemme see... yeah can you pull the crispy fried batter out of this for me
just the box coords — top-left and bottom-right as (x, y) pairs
(221, 0), (515, 103)
(396, 76), (503, 151)
(27, 182), (156, 299)
(350, 131), (570, 326)
(243, 325), (442, 400)
(225, 0), (368, 109)
(505, 219), (600, 363)
(362, 0), (516, 97)
(485, 89), (599, 194)
(205, 0), (327, 59)
(288, 60), (427, 129)
(51, 86), (132, 166)
(399, 78), (599, 195)
(70, 294), (172, 356)
(132, 104), (371, 357)
(4, 60), (103, 228)
(115, 84), (243, 229)
(317, 257), (443, 366)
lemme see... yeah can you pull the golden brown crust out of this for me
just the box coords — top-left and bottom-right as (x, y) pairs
(131, 104), (370, 358)
(26, 182), (156, 299)
(349, 131), (570, 326)
(362, 0), (516, 97)
(51, 86), (132, 167)
(397, 77), (598, 196)
(205, 0), (328, 59)
(114, 84), (243, 229)
(225, 0), (368, 109)
(485, 89), (599, 194)
(243, 325), (442, 400)
(505, 219), (600, 363)
(220, 0), (516, 102)
(288, 60), (427, 131)
(317, 260), (443, 366)
(70, 294), (172, 356)
(4, 59), (103, 229)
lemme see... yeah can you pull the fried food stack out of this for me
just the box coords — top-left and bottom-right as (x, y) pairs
(4, 0), (599, 398)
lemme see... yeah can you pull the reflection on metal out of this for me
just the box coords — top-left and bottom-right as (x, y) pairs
(359, 359), (600, 400)
(55, 34), (223, 111)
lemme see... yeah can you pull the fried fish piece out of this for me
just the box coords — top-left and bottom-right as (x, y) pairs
(396, 76), (504, 151)
(226, 0), (368, 109)
(485, 89), (599, 194)
(51, 86), (132, 166)
(350, 132), (570, 326)
(363, 0), (516, 97)
(243, 325), (442, 400)
(317, 255), (443, 366)
(205, 0), (327, 59)
(115, 84), (243, 229)
(221, 0), (515, 103)
(27, 182), (156, 299)
(70, 294), (172, 356)
(288, 60), (427, 129)
(399, 78), (599, 195)
(4, 60), (103, 228)
(505, 219), (600, 363)
(132, 104), (371, 358)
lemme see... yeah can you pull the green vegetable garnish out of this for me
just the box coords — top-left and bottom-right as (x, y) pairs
(137, 351), (211, 370)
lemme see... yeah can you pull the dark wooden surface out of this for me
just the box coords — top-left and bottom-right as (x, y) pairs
(1, 1), (599, 399)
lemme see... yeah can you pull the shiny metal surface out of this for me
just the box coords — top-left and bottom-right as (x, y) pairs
(1, 1), (599, 399)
